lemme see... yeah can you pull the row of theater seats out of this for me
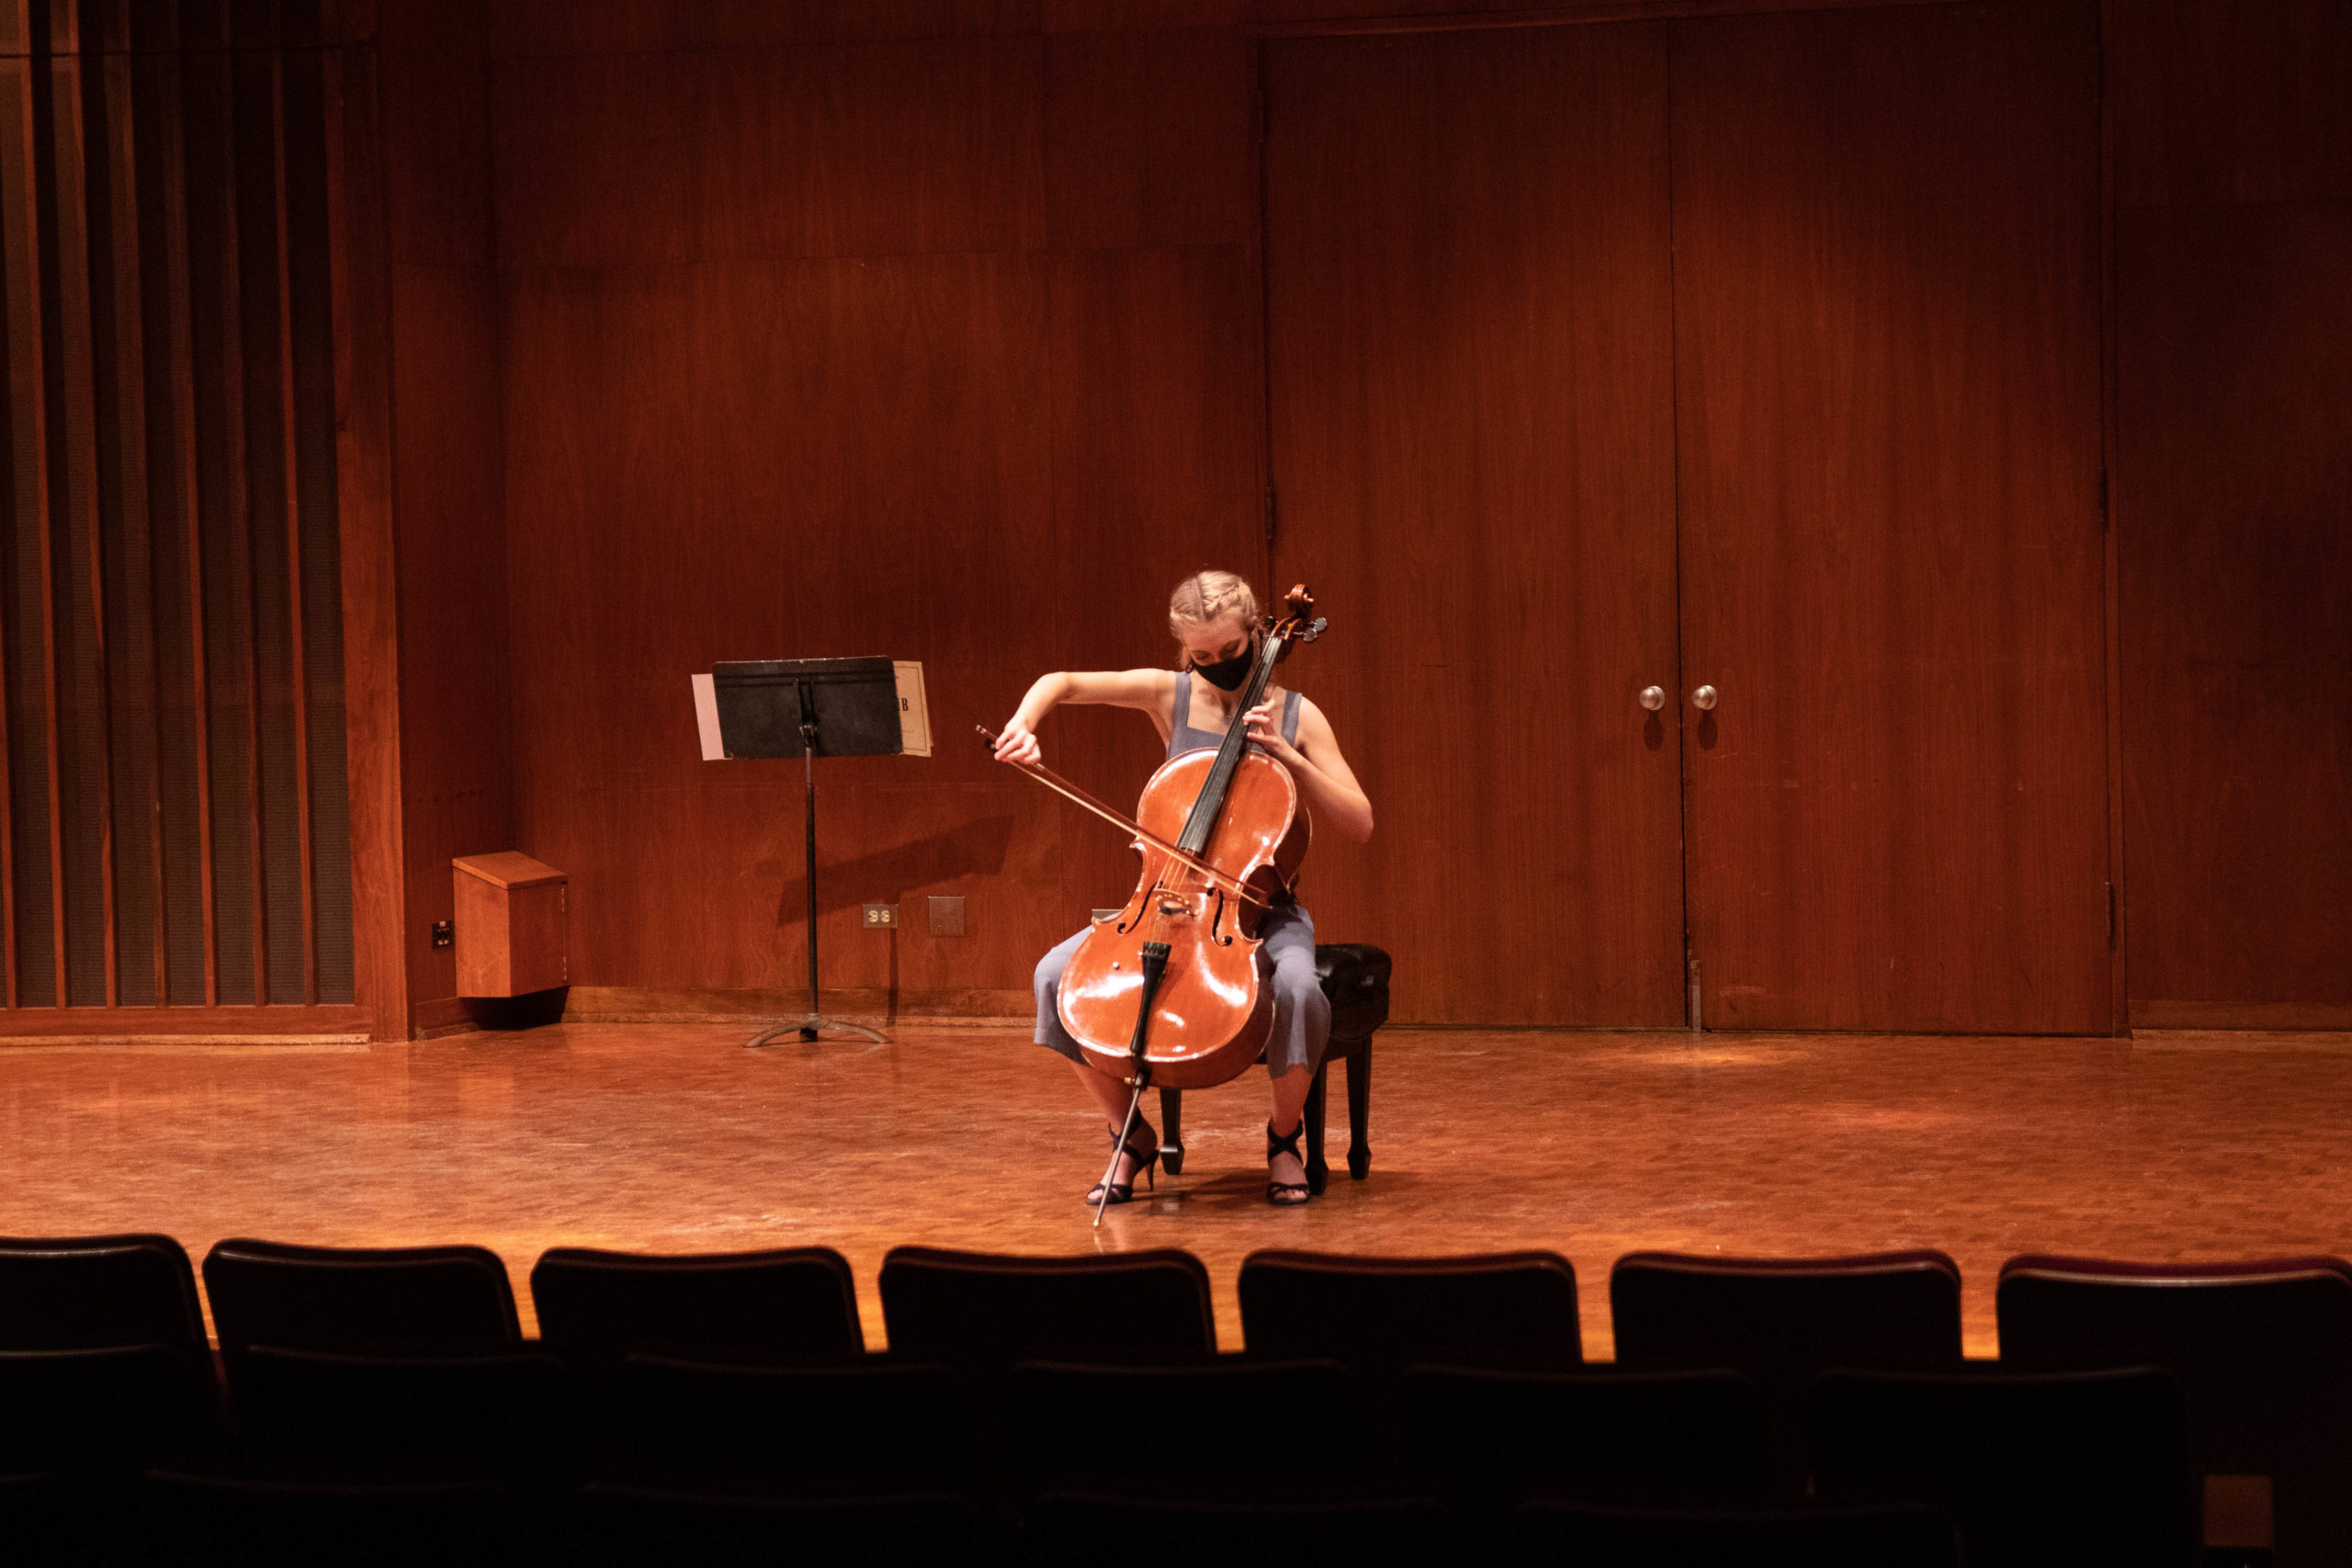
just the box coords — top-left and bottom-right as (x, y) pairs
(3, 1236), (2346, 1565)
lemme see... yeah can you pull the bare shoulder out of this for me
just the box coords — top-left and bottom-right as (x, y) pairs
(1061, 668), (1177, 713)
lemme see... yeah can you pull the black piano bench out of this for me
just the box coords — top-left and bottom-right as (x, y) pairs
(1156, 942), (1392, 1196)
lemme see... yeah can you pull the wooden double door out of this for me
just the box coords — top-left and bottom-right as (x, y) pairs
(1264, 5), (2111, 1032)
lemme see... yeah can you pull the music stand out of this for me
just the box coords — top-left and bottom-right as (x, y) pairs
(707, 658), (905, 1047)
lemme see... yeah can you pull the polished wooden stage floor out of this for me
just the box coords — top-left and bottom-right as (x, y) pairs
(4, 1022), (2346, 1359)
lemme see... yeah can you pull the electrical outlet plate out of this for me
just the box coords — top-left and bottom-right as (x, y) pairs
(862, 903), (898, 929)
(928, 895), (966, 937)
(430, 920), (453, 949)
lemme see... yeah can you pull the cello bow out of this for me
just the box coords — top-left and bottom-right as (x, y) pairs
(976, 727), (1271, 909)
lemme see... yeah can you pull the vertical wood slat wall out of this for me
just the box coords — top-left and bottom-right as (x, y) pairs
(0, 0), (350, 1016)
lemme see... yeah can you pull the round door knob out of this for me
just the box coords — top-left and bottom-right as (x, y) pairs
(1638, 685), (1666, 711)
(1691, 684), (1719, 710)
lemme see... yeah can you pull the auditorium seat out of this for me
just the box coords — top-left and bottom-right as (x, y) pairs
(877, 1247), (1215, 1394)
(0, 1343), (220, 1475)
(139, 1471), (513, 1567)
(225, 1347), (592, 1491)
(1511, 1499), (1962, 1567)
(1158, 942), (1393, 1192)
(202, 1239), (521, 1359)
(577, 1484), (1003, 1566)
(1997, 1252), (2352, 1565)
(529, 1245), (864, 1372)
(1030, 1492), (1448, 1566)
(1003, 1358), (1372, 1504)
(606, 1354), (981, 1497)
(1609, 1249), (1962, 1487)
(0, 1234), (208, 1353)
(0, 1253), (223, 1566)
(1396, 1365), (1770, 1513)
(1236, 1249), (1581, 1381)
(1806, 1367), (2195, 1568)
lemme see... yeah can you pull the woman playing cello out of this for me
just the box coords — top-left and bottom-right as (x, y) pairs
(993, 571), (1374, 1207)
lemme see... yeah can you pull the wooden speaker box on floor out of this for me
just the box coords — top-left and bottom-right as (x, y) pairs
(453, 854), (569, 999)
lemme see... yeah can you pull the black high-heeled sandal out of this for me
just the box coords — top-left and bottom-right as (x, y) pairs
(1266, 1120), (1310, 1207)
(1085, 1119), (1160, 1207)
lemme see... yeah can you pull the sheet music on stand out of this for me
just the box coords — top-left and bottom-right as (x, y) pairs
(692, 660), (930, 761)
(690, 658), (930, 1046)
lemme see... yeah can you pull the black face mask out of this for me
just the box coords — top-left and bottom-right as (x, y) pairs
(1192, 642), (1257, 692)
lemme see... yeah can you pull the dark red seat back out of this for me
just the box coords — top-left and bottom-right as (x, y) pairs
(1998, 1253), (2352, 1563)
(530, 1245), (863, 1369)
(0, 1234), (207, 1353)
(203, 1239), (520, 1358)
(1611, 1250), (1963, 1380)
(1238, 1249), (1581, 1380)
(877, 1246), (1214, 1396)
(1611, 1249), (1963, 1494)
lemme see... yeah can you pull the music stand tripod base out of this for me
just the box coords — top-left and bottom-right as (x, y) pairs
(745, 1013), (889, 1048)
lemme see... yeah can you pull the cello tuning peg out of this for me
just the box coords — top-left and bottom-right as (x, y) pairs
(1300, 618), (1328, 641)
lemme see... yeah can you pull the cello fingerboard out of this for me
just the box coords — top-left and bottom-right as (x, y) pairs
(1175, 634), (1283, 857)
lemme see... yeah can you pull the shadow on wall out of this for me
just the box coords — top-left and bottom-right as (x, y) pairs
(774, 816), (1018, 924)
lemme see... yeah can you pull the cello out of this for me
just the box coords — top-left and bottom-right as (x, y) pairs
(980, 586), (1328, 1221)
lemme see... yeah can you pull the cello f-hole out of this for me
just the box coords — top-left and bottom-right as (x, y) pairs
(1208, 888), (1235, 947)
(1118, 871), (1170, 935)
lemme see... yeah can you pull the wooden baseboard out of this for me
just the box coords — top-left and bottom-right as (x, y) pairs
(562, 987), (1032, 1024)
(409, 996), (479, 1041)
(2130, 999), (2352, 1031)
(0, 1004), (373, 1042)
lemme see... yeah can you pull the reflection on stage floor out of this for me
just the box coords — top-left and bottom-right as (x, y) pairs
(4, 1022), (2347, 1359)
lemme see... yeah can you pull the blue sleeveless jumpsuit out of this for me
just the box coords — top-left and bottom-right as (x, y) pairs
(1031, 680), (1331, 1078)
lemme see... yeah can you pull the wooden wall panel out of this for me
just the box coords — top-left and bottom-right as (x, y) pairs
(500, 252), (1062, 998)
(489, 0), (1042, 57)
(2108, 0), (2352, 1030)
(2114, 208), (2351, 1022)
(327, 41), (408, 1040)
(1670, 3), (2109, 1032)
(1043, 247), (1264, 931)
(469, 0), (2350, 1037)
(1043, 26), (1249, 250)
(380, 46), (488, 269)
(1033, 17), (1262, 957)
(488, 13), (1276, 1012)
(1033, 19), (1261, 940)
(493, 38), (1045, 268)
(488, 53), (698, 267)
(2109, 0), (2352, 209)
(368, 0), (487, 52)
(375, 35), (512, 1026)
(389, 261), (508, 1010)
(1042, 2), (1249, 28)
(1263, 24), (1685, 1026)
